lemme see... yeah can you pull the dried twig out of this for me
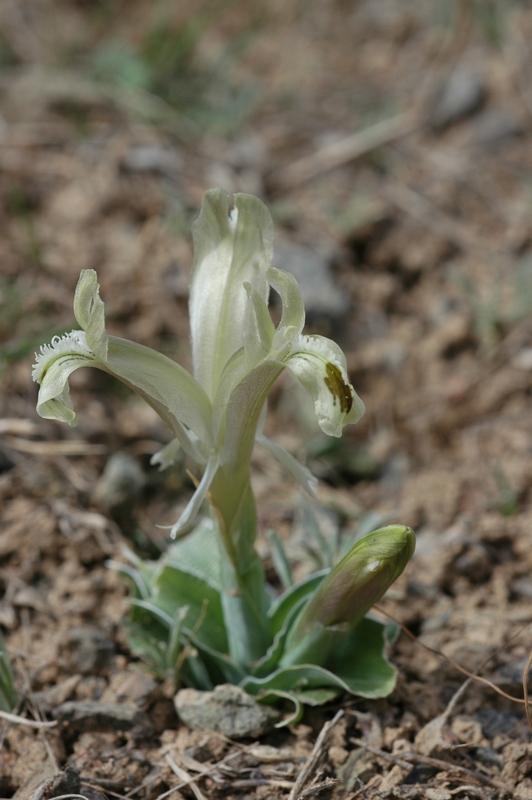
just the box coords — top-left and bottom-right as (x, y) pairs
(349, 737), (510, 792)
(0, 708), (57, 728)
(3, 436), (107, 456)
(377, 605), (530, 707)
(273, 111), (419, 192)
(166, 754), (208, 800)
(288, 710), (344, 800)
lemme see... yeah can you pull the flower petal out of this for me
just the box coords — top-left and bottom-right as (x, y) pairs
(73, 269), (108, 360)
(33, 271), (213, 450)
(150, 438), (182, 471)
(267, 267), (305, 354)
(106, 336), (213, 448)
(222, 360), (284, 469)
(244, 282), (275, 369)
(32, 330), (101, 425)
(189, 189), (274, 399)
(285, 334), (365, 437)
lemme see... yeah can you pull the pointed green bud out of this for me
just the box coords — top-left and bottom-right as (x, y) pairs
(281, 525), (415, 667)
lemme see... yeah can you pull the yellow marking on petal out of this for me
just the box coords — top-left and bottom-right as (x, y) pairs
(324, 362), (353, 414)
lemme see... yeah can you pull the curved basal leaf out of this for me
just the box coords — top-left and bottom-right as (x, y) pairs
(152, 564), (227, 653)
(185, 632), (247, 686)
(165, 518), (223, 591)
(241, 616), (397, 700)
(268, 569), (329, 637)
(250, 597), (308, 678)
(255, 687), (341, 728)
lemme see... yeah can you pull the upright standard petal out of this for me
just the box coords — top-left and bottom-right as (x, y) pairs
(284, 334), (365, 437)
(267, 267), (305, 352)
(189, 189), (274, 400)
(74, 269), (108, 360)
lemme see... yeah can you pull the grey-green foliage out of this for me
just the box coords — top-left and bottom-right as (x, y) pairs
(111, 519), (414, 724)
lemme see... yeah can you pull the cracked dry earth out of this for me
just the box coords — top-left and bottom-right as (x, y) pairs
(3, 1), (532, 798)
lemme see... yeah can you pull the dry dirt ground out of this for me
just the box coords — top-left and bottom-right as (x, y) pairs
(2, 1), (532, 798)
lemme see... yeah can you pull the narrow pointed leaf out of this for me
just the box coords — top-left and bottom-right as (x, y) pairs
(257, 434), (317, 496)
(167, 452), (219, 538)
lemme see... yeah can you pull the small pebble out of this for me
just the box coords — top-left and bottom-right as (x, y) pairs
(174, 684), (280, 738)
(429, 68), (486, 131)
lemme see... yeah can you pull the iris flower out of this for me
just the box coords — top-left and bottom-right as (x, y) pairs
(33, 189), (363, 540)
(32, 189), (414, 694)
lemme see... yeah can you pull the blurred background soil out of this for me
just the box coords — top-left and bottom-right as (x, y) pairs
(2, 1), (532, 797)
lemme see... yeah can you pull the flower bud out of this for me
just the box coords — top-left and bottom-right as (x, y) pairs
(281, 525), (415, 667)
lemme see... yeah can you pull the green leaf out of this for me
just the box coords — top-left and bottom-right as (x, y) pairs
(250, 597), (307, 678)
(324, 617), (398, 698)
(153, 563), (227, 653)
(268, 569), (328, 636)
(241, 617), (397, 700)
(266, 529), (293, 590)
(185, 632), (247, 686)
(165, 518), (223, 590)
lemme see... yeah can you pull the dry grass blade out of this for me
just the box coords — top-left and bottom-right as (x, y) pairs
(3, 436), (107, 455)
(273, 111), (419, 191)
(0, 708), (57, 727)
(288, 710), (344, 800)
(378, 606), (530, 708)
(165, 754), (208, 800)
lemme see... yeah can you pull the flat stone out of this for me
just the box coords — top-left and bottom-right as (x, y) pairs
(429, 68), (487, 131)
(53, 700), (153, 738)
(174, 684), (280, 738)
(94, 452), (146, 517)
(468, 107), (525, 148)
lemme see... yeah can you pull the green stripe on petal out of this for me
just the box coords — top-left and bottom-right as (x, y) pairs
(244, 282), (275, 369)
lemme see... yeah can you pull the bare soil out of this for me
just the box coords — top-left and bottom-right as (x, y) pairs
(2, 2), (532, 798)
